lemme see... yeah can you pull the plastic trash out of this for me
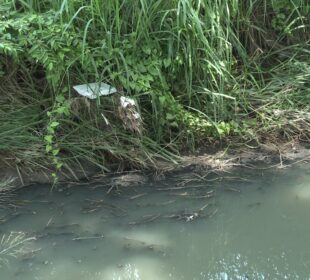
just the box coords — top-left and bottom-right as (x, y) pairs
(73, 82), (117, 99)
(118, 96), (142, 134)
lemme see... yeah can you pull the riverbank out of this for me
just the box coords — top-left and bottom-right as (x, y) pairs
(0, 1), (309, 186)
(1, 139), (309, 187)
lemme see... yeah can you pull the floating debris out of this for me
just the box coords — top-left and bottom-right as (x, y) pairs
(224, 187), (241, 193)
(112, 173), (147, 187)
(168, 190), (214, 199)
(72, 234), (104, 241)
(129, 193), (147, 200)
(136, 200), (176, 208)
(164, 210), (202, 222)
(73, 82), (117, 99)
(107, 173), (148, 193)
(82, 199), (127, 217)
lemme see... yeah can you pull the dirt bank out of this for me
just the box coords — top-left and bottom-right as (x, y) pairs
(1, 140), (309, 187)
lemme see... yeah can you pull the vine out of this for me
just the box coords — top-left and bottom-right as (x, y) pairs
(44, 92), (70, 185)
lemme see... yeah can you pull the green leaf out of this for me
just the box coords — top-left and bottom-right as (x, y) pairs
(148, 65), (158, 76)
(52, 149), (60, 156)
(142, 46), (151, 55)
(163, 58), (171, 68)
(159, 96), (166, 104)
(47, 127), (55, 134)
(217, 128), (224, 135)
(145, 74), (154, 82)
(50, 121), (59, 128)
(48, 62), (53, 71)
(137, 63), (147, 73)
(56, 95), (65, 103)
(170, 121), (179, 128)
(63, 107), (70, 117)
(46, 144), (52, 152)
(166, 113), (175, 121)
(56, 106), (65, 114)
(44, 135), (53, 143)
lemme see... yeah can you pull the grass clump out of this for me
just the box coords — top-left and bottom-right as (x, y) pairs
(0, 177), (17, 208)
(0, 231), (36, 267)
(0, 0), (309, 176)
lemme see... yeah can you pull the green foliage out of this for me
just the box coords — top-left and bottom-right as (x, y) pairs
(0, 9), (83, 87)
(0, 0), (309, 176)
(44, 92), (70, 184)
(271, 0), (309, 35)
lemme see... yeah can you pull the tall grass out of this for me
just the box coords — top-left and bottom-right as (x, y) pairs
(0, 0), (309, 173)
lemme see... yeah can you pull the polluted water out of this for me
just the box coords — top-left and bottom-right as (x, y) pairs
(0, 164), (310, 279)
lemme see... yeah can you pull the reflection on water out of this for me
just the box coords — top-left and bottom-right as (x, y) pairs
(0, 164), (310, 279)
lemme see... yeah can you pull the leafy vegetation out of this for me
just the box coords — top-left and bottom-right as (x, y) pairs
(0, 0), (309, 176)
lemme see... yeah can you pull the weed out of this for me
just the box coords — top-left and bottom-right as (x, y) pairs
(0, 0), (309, 177)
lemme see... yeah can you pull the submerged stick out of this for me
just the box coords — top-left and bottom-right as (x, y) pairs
(72, 235), (104, 241)
(128, 214), (161, 225)
(129, 193), (147, 200)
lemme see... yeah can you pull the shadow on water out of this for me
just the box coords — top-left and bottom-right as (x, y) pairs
(1, 164), (310, 279)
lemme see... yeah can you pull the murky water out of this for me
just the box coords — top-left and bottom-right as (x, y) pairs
(1, 164), (310, 279)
